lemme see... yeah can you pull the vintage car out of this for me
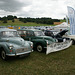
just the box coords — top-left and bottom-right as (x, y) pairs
(44, 29), (69, 42)
(0, 28), (33, 60)
(18, 29), (72, 54)
(44, 30), (54, 37)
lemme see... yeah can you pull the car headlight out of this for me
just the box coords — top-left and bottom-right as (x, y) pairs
(56, 39), (58, 42)
(9, 45), (13, 49)
(30, 42), (33, 48)
(46, 40), (49, 45)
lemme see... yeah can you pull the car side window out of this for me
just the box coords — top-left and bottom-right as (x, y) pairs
(18, 31), (26, 37)
(26, 31), (34, 37)
(0, 32), (5, 37)
(18, 31), (23, 35)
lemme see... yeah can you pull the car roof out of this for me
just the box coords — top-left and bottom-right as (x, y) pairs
(0, 28), (17, 32)
(18, 29), (41, 32)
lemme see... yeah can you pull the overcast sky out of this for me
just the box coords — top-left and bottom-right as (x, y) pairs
(0, 0), (75, 19)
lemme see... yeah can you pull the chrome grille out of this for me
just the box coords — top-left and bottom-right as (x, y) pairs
(16, 48), (28, 53)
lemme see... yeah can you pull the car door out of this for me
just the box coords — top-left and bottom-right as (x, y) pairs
(25, 31), (34, 41)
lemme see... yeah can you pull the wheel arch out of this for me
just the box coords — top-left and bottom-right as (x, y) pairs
(0, 47), (5, 54)
(35, 42), (43, 47)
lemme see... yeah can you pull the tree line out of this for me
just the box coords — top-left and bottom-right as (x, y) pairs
(0, 15), (17, 23)
(0, 15), (63, 24)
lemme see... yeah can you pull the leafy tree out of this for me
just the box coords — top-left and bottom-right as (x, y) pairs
(7, 15), (14, 20)
(0, 15), (61, 25)
(2, 16), (7, 23)
(14, 16), (17, 19)
(0, 17), (2, 20)
(18, 17), (23, 21)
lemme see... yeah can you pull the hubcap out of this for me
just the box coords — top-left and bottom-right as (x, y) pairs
(37, 45), (42, 52)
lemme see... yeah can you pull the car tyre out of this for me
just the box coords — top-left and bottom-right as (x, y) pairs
(1, 50), (8, 60)
(72, 40), (75, 45)
(36, 44), (43, 52)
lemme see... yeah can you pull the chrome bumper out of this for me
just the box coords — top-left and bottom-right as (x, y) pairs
(6, 50), (33, 56)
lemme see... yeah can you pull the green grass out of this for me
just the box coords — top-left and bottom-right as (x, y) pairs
(0, 45), (75, 75)
(60, 19), (66, 22)
(0, 19), (54, 26)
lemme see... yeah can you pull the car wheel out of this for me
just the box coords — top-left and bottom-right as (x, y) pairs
(72, 39), (75, 45)
(1, 50), (7, 60)
(36, 44), (43, 52)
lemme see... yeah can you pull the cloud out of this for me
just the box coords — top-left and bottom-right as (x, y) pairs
(0, 0), (32, 12)
(18, 0), (67, 18)
(0, 0), (75, 19)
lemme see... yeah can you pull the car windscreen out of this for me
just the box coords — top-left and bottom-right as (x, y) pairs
(2, 31), (20, 37)
(34, 31), (45, 36)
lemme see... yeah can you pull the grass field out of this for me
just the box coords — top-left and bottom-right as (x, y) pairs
(0, 45), (75, 75)
(0, 19), (54, 26)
